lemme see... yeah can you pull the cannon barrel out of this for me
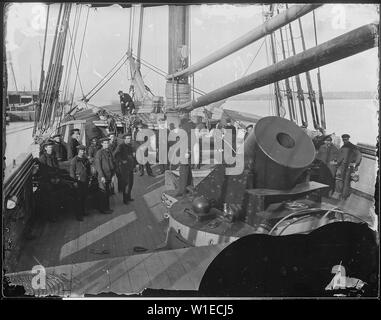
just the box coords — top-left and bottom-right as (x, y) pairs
(244, 116), (315, 190)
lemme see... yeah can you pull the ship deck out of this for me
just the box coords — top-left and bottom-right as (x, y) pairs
(16, 166), (170, 272)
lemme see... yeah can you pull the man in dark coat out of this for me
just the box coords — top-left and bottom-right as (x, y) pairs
(118, 90), (135, 115)
(223, 118), (237, 157)
(39, 141), (59, 169)
(95, 137), (115, 214)
(70, 145), (91, 221)
(52, 134), (68, 162)
(333, 134), (362, 200)
(67, 128), (81, 160)
(174, 115), (195, 196)
(108, 132), (118, 153)
(107, 115), (117, 134)
(134, 122), (154, 176)
(113, 133), (136, 204)
(88, 137), (100, 165)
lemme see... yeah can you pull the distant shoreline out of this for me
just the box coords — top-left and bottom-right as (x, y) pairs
(229, 91), (377, 101)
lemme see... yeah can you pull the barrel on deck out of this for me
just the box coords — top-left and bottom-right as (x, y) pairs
(244, 116), (315, 190)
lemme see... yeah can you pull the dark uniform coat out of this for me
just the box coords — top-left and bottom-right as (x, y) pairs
(113, 143), (135, 199)
(67, 137), (80, 160)
(334, 142), (362, 199)
(53, 141), (68, 161)
(70, 155), (91, 218)
(95, 148), (116, 211)
(95, 148), (116, 181)
(39, 153), (59, 169)
(88, 144), (100, 164)
(70, 156), (91, 182)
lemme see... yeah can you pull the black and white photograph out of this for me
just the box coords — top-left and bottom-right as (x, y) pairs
(2, 2), (379, 302)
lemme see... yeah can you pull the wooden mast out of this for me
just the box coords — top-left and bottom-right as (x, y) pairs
(166, 5), (190, 126)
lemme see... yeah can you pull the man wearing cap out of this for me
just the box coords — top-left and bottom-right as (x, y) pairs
(333, 134), (362, 200)
(172, 115), (195, 197)
(52, 134), (68, 162)
(70, 145), (91, 221)
(88, 137), (100, 164)
(223, 118), (237, 158)
(39, 141), (59, 169)
(95, 137), (115, 214)
(108, 133), (118, 153)
(118, 90), (135, 116)
(113, 133), (136, 204)
(67, 129), (81, 160)
(315, 135), (339, 194)
(134, 122), (154, 176)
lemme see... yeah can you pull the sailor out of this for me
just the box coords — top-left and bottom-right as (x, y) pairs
(107, 114), (117, 135)
(88, 137), (100, 164)
(70, 145), (91, 221)
(333, 134), (362, 200)
(39, 141), (59, 169)
(174, 115), (195, 196)
(315, 135), (339, 195)
(134, 122), (154, 177)
(316, 135), (339, 177)
(52, 134), (68, 162)
(157, 117), (170, 174)
(223, 118), (237, 157)
(113, 133), (136, 204)
(67, 128), (81, 160)
(244, 124), (254, 140)
(108, 132), (118, 153)
(95, 137), (115, 214)
(118, 90), (135, 116)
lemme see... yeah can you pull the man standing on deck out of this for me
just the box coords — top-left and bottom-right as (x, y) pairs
(108, 133), (118, 153)
(107, 114), (117, 135)
(332, 134), (362, 200)
(134, 122), (154, 177)
(315, 135), (339, 195)
(95, 137), (115, 214)
(39, 141), (59, 169)
(52, 134), (68, 162)
(171, 114), (195, 197)
(223, 118), (237, 158)
(113, 133), (136, 204)
(70, 145), (91, 221)
(118, 90), (135, 115)
(67, 129), (81, 160)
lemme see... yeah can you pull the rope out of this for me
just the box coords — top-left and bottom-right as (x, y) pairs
(86, 56), (129, 101)
(39, 3), (63, 130)
(41, 3), (69, 131)
(34, 4), (50, 135)
(241, 39), (266, 77)
(84, 52), (128, 99)
(70, 5), (90, 107)
(62, 4), (81, 103)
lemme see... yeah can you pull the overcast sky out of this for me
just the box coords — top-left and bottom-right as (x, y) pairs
(5, 3), (379, 106)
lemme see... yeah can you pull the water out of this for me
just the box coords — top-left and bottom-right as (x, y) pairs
(223, 99), (379, 146)
(5, 122), (34, 167)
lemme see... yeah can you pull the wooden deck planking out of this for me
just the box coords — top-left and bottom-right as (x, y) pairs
(8, 245), (227, 296)
(107, 256), (133, 294)
(155, 249), (197, 290)
(142, 252), (173, 290)
(122, 253), (152, 294)
(70, 259), (112, 296)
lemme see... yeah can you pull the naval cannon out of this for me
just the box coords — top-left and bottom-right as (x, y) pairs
(244, 116), (315, 190)
(163, 116), (330, 248)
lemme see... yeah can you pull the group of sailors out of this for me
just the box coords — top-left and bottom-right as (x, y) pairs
(312, 131), (362, 200)
(37, 125), (155, 222)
